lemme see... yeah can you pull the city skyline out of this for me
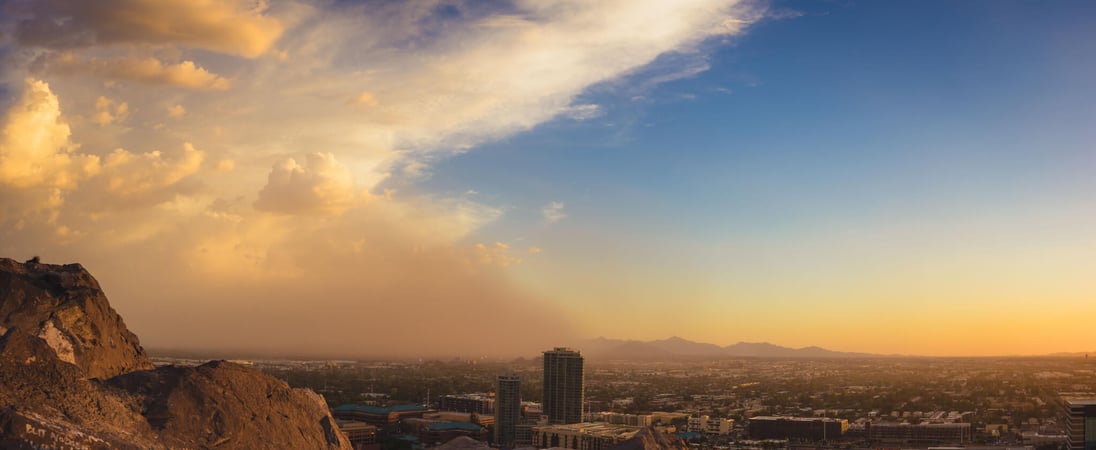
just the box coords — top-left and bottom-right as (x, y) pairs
(1, 1), (1095, 357)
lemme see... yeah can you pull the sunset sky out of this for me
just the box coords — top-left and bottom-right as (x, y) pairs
(1, 0), (1094, 358)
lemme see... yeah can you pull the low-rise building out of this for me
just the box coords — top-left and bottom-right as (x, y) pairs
(332, 404), (431, 434)
(748, 416), (847, 441)
(868, 422), (972, 444)
(594, 413), (653, 427)
(532, 422), (642, 450)
(419, 422), (487, 445)
(439, 394), (495, 415)
(686, 416), (733, 435)
(336, 419), (379, 450)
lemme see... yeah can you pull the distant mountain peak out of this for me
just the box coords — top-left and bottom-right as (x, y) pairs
(580, 336), (876, 360)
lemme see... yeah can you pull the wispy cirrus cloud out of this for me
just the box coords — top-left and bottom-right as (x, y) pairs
(541, 201), (567, 223)
(0, 0), (763, 356)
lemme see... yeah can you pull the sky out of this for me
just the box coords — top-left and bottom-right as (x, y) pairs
(1, 0), (1094, 358)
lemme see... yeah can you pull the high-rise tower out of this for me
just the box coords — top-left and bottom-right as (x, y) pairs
(542, 347), (584, 424)
(495, 374), (521, 448)
(1066, 400), (1096, 450)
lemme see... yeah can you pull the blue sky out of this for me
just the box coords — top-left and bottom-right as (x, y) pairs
(2, 0), (1094, 356)
(410, 1), (1096, 353)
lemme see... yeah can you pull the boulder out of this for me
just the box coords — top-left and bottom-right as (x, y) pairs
(0, 257), (351, 449)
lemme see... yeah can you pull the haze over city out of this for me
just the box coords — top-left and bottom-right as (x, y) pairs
(1, 0), (1095, 358)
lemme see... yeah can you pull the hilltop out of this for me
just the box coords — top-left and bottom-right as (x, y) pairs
(0, 257), (350, 449)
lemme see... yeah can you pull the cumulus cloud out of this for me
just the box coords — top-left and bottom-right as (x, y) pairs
(9, 0), (284, 57)
(255, 152), (364, 215)
(0, 1), (763, 356)
(45, 54), (231, 90)
(0, 78), (99, 191)
(92, 96), (129, 126)
(0, 79), (210, 222)
(93, 144), (204, 202)
(542, 201), (567, 223)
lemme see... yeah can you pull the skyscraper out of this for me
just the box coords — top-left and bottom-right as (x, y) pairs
(495, 374), (521, 448)
(1066, 400), (1096, 450)
(543, 347), (584, 424)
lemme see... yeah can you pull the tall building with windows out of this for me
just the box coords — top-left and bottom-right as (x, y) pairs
(496, 374), (521, 448)
(543, 347), (584, 424)
(1066, 400), (1096, 450)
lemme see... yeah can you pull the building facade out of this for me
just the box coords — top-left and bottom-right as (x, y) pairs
(1066, 400), (1096, 450)
(331, 404), (430, 435)
(748, 416), (848, 441)
(439, 394), (495, 414)
(543, 347), (585, 425)
(867, 422), (971, 444)
(532, 423), (639, 450)
(496, 374), (522, 447)
(598, 413), (653, 427)
(688, 416), (734, 435)
(336, 420), (379, 450)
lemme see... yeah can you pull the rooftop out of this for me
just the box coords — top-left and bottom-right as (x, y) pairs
(335, 419), (378, 432)
(871, 422), (971, 428)
(426, 422), (485, 432)
(533, 422), (641, 439)
(750, 416), (844, 422)
(334, 404), (429, 415)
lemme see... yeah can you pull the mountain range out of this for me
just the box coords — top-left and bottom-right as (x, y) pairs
(579, 336), (882, 360)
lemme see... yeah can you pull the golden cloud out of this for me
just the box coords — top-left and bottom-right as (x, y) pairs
(0, 1), (766, 356)
(0, 78), (99, 190)
(46, 54), (231, 90)
(12, 0), (284, 58)
(92, 96), (129, 126)
(254, 152), (367, 216)
(98, 143), (205, 198)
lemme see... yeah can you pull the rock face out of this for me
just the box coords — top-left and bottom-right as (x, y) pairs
(0, 257), (351, 449)
(0, 258), (152, 379)
(109, 361), (347, 449)
(608, 427), (689, 450)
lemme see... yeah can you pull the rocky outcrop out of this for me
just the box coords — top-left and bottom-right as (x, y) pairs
(0, 327), (161, 449)
(0, 257), (351, 449)
(0, 258), (152, 379)
(608, 427), (688, 450)
(109, 361), (347, 449)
